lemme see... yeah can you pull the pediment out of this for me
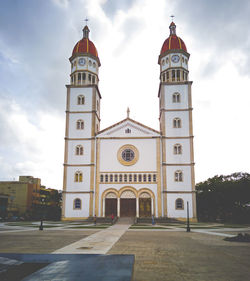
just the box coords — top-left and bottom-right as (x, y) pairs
(97, 118), (160, 138)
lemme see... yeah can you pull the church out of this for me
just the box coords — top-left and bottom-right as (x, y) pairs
(61, 22), (197, 220)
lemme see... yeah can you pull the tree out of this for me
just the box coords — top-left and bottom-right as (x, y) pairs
(196, 173), (250, 223)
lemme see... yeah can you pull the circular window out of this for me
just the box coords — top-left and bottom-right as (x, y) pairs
(117, 145), (139, 166)
(122, 149), (135, 162)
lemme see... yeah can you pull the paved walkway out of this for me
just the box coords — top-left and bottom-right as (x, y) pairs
(53, 223), (130, 254)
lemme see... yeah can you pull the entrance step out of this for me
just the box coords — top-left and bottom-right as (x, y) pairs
(117, 217), (135, 225)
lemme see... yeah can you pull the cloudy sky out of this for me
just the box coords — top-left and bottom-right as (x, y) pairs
(0, 0), (249, 189)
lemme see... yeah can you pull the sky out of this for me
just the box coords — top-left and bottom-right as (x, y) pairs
(0, 0), (250, 189)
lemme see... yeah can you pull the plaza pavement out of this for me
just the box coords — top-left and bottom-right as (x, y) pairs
(0, 221), (250, 280)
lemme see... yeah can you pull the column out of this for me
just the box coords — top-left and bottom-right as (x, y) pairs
(136, 197), (139, 218)
(151, 198), (154, 216)
(103, 198), (105, 217)
(117, 197), (120, 217)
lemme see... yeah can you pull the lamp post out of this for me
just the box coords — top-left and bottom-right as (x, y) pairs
(186, 201), (191, 232)
(39, 198), (45, 231)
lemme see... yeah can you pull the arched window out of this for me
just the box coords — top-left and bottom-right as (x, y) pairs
(77, 95), (85, 105)
(172, 92), (180, 103)
(82, 73), (86, 81)
(175, 198), (184, 210)
(76, 145), (84, 155)
(174, 170), (183, 182)
(148, 174), (152, 182)
(75, 171), (83, 182)
(88, 74), (91, 81)
(124, 174), (127, 182)
(173, 144), (182, 155)
(138, 174), (142, 182)
(78, 73), (81, 83)
(74, 198), (81, 209)
(129, 174), (132, 182)
(173, 118), (181, 128)
(76, 119), (84, 130)
(114, 174), (118, 182)
(143, 174), (147, 182)
(153, 174), (157, 182)
(92, 76), (95, 84)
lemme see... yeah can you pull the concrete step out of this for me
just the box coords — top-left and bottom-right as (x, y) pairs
(117, 217), (135, 225)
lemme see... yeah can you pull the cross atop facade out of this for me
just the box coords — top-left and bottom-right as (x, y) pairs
(84, 18), (89, 26)
(170, 15), (175, 21)
(127, 107), (130, 118)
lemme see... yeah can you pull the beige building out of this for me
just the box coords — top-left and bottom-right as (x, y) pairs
(0, 176), (41, 217)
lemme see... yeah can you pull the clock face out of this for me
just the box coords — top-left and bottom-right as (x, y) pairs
(171, 55), (180, 63)
(78, 58), (86, 66)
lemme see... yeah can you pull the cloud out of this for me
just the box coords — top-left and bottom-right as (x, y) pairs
(101, 0), (135, 19)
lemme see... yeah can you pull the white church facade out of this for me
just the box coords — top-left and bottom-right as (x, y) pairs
(62, 22), (197, 220)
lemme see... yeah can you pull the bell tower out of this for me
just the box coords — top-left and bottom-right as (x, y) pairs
(62, 25), (101, 220)
(158, 22), (196, 219)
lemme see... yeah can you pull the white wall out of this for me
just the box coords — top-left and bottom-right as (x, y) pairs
(163, 84), (189, 109)
(69, 87), (93, 112)
(64, 193), (90, 218)
(160, 53), (189, 72)
(166, 166), (192, 191)
(68, 114), (92, 138)
(67, 140), (92, 164)
(167, 193), (193, 218)
(66, 166), (91, 191)
(99, 139), (158, 172)
(165, 139), (191, 163)
(164, 111), (190, 137)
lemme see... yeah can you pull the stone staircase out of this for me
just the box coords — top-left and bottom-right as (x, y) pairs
(117, 217), (135, 225)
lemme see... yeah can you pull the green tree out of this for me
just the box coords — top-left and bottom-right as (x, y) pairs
(196, 173), (250, 223)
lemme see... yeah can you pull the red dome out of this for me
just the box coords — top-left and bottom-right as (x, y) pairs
(160, 35), (187, 54)
(71, 26), (100, 66)
(160, 22), (187, 57)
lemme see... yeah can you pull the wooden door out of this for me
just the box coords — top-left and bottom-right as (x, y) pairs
(139, 198), (151, 217)
(120, 199), (136, 217)
(105, 198), (117, 217)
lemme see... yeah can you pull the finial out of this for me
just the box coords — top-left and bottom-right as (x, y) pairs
(82, 19), (90, 39)
(169, 16), (176, 35)
(127, 107), (130, 118)
(170, 15), (175, 22)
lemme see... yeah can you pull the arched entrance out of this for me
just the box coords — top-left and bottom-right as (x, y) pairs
(139, 192), (151, 217)
(105, 192), (117, 217)
(120, 190), (136, 217)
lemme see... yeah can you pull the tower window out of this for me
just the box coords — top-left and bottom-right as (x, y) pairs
(143, 174), (147, 182)
(163, 73), (166, 82)
(105, 174), (108, 182)
(75, 171), (83, 182)
(177, 70), (180, 81)
(124, 174), (127, 182)
(114, 174), (118, 182)
(174, 144), (182, 155)
(78, 73), (81, 82)
(172, 92), (180, 103)
(76, 119), (84, 130)
(83, 73), (86, 81)
(88, 74), (91, 81)
(110, 174), (113, 182)
(176, 198), (184, 210)
(173, 118), (181, 128)
(77, 95), (85, 105)
(92, 76), (95, 84)
(166, 71), (169, 81)
(174, 170), (183, 182)
(74, 198), (81, 209)
(76, 145), (84, 155)
(172, 70), (175, 81)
